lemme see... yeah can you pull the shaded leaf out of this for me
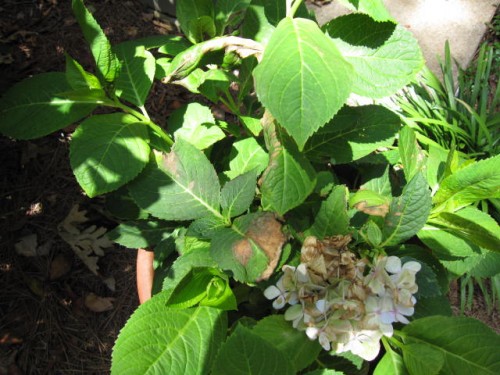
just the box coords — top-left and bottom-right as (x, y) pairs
(398, 126), (426, 182)
(402, 343), (443, 375)
(107, 220), (174, 248)
(65, 54), (102, 90)
(70, 113), (150, 197)
(176, 0), (215, 43)
(310, 185), (350, 238)
(304, 105), (400, 164)
(220, 170), (257, 219)
(224, 137), (269, 180)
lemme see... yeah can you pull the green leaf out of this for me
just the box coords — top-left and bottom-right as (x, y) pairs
(304, 105), (400, 164)
(402, 316), (500, 375)
(337, 0), (394, 21)
(107, 220), (173, 248)
(323, 13), (396, 48)
(214, 0), (252, 34)
(105, 187), (149, 220)
(413, 295), (452, 319)
(310, 185), (350, 238)
(433, 154), (500, 211)
(254, 17), (353, 149)
(382, 173), (431, 246)
(332, 25), (423, 98)
(168, 103), (225, 150)
(221, 170), (257, 219)
(166, 268), (237, 310)
(224, 138), (269, 180)
(198, 69), (232, 103)
(129, 139), (222, 220)
(72, 0), (119, 82)
(111, 302), (227, 375)
(176, 0), (215, 43)
(251, 315), (322, 372)
(373, 347), (407, 375)
(260, 124), (316, 215)
(398, 126), (426, 183)
(188, 216), (227, 239)
(65, 54), (102, 90)
(210, 212), (285, 283)
(0, 72), (96, 139)
(211, 324), (295, 375)
(432, 211), (500, 253)
(402, 343), (444, 375)
(158, 35), (192, 56)
(360, 165), (392, 198)
(349, 189), (391, 217)
(70, 113), (150, 197)
(304, 371), (345, 375)
(241, 1), (275, 45)
(113, 44), (156, 107)
(426, 145), (449, 193)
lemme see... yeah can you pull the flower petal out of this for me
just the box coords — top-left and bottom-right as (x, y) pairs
(385, 256), (402, 274)
(263, 285), (281, 300)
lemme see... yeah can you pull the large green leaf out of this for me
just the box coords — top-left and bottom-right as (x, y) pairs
(224, 137), (269, 179)
(310, 185), (350, 238)
(168, 103), (224, 150)
(254, 17), (353, 149)
(402, 343), (444, 375)
(241, 1), (275, 45)
(398, 126), (426, 183)
(128, 139), (222, 221)
(220, 170), (257, 219)
(331, 25), (423, 98)
(402, 316), (500, 375)
(251, 315), (322, 372)
(381, 173), (431, 247)
(111, 301), (227, 375)
(433, 154), (500, 211)
(107, 220), (173, 248)
(211, 324), (295, 375)
(70, 113), (150, 197)
(260, 123), (316, 215)
(176, 0), (215, 43)
(72, 0), (119, 82)
(113, 44), (156, 107)
(65, 54), (102, 90)
(304, 105), (400, 164)
(373, 347), (408, 375)
(337, 0), (393, 21)
(0, 73), (97, 139)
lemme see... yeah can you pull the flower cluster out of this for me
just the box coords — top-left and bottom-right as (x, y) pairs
(264, 236), (421, 361)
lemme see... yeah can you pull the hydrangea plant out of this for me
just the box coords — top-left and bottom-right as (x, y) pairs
(1, 0), (499, 374)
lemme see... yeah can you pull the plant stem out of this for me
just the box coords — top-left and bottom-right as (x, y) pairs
(287, 0), (304, 18)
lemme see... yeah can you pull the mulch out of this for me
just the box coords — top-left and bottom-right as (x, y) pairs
(0, 1), (498, 374)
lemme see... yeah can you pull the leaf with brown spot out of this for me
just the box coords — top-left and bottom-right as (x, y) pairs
(211, 212), (286, 282)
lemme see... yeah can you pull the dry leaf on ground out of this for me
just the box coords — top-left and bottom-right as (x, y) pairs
(84, 293), (115, 313)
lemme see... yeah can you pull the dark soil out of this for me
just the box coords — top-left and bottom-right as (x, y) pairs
(0, 1), (498, 374)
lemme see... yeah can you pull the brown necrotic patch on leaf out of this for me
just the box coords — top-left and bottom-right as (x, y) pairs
(247, 212), (286, 281)
(232, 239), (253, 266)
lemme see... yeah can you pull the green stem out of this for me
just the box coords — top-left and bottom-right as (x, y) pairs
(287, 0), (303, 18)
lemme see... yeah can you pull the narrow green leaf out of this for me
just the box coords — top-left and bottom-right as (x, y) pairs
(0, 72), (96, 139)
(260, 124), (316, 215)
(324, 13), (396, 48)
(433, 154), (500, 211)
(113, 44), (156, 107)
(220, 170), (257, 219)
(332, 26), (423, 98)
(107, 220), (173, 248)
(304, 105), (400, 164)
(402, 343), (444, 375)
(168, 103), (224, 150)
(224, 138), (269, 180)
(65, 54), (102, 90)
(426, 145), (448, 193)
(310, 185), (350, 238)
(382, 173), (431, 246)
(373, 347), (408, 375)
(254, 17), (353, 149)
(211, 325), (295, 375)
(402, 316), (500, 375)
(176, 0), (215, 43)
(128, 139), (222, 221)
(70, 113), (150, 197)
(398, 126), (426, 182)
(252, 315), (322, 372)
(72, 0), (119, 82)
(111, 302), (227, 375)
